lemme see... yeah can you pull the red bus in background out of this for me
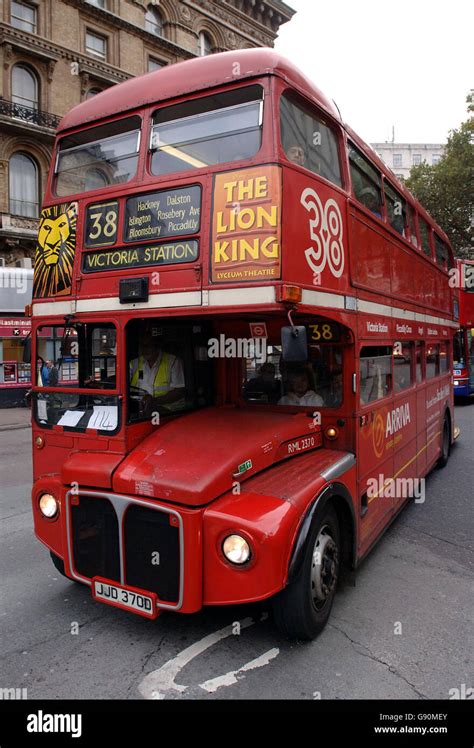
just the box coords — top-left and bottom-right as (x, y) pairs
(454, 260), (474, 397)
(29, 49), (457, 640)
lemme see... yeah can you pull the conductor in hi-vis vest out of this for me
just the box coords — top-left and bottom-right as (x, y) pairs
(129, 326), (185, 414)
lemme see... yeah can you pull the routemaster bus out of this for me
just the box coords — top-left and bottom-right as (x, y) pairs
(454, 259), (474, 397)
(28, 49), (457, 640)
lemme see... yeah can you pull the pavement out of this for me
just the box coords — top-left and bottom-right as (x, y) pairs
(0, 407), (31, 431)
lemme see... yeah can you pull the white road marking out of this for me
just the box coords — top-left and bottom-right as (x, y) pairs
(138, 617), (279, 699)
(199, 648), (280, 693)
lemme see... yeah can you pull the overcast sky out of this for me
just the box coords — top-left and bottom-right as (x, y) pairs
(274, 0), (472, 145)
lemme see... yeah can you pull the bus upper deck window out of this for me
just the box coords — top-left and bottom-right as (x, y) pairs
(385, 182), (407, 237)
(55, 116), (141, 197)
(280, 93), (342, 187)
(418, 216), (432, 258)
(348, 144), (383, 218)
(407, 204), (418, 247)
(434, 234), (448, 270)
(150, 85), (263, 176)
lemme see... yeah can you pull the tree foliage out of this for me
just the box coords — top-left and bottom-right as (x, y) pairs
(405, 104), (473, 259)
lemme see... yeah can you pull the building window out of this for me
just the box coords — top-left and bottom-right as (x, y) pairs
(198, 31), (213, 56)
(432, 154), (441, 165)
(148, 58), (164, 72)
(145, 5), (162, 36)
(87, 0), (106, 7)
(412, 153), (422, 166)
(393, 153), (402, 167)
(10, 0), (37, 33)
(11, 65), (38, 110)
(86, 30), (107, 60)
(9, 152), (39, 217)
(86, 88), (102, 99)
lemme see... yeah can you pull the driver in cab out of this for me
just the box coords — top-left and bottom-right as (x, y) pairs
(129, 326), (185, 414)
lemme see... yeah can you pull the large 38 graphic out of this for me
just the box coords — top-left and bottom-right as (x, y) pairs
(300, 188), (345, 278)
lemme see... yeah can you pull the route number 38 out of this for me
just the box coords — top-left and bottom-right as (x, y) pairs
(85, 201), (119, 247)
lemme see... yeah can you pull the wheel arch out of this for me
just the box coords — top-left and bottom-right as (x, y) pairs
(287, 482), (356, 585)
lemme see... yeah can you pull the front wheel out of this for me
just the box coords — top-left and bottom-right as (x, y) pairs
(272, 505), (340, 640)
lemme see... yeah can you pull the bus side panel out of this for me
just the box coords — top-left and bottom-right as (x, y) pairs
(357, 407), (394, 556)
(391, 242), (418, 305)
(416, 388), (427, 476)
(281, 168), (351, 295)
(348, 209), (391, 296)
(425, 377), (450, 468)
(392, 388), (418, 513)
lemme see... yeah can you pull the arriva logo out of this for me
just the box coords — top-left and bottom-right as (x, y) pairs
(386, 403), (411, 437)
(300, 188), (345, 278)
(372, 404), (411, 458)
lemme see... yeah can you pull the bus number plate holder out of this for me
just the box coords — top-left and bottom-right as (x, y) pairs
(92, 577), (159, 619)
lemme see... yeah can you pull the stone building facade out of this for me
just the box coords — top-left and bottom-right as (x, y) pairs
(370, 141), (445, 182)
(0, 0), (295, 266)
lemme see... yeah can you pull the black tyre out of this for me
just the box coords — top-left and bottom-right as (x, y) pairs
(273, 505), (340, 640)
(437, 416), (450, 468)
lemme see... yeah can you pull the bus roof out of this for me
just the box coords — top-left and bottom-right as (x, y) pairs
(56, 49), (450, 248)
(57, 48), (340, 133)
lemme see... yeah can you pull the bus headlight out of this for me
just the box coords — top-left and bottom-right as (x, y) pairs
(39, 493), (58, 519)
(222, 534), (251, 564)
(454, 380), (459, 386)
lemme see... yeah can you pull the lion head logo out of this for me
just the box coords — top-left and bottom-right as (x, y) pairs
(33, 202), (77, 298)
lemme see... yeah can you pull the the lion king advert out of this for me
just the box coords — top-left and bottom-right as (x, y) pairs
(33, 202), (78, 298)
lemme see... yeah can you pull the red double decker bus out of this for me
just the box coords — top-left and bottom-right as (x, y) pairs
(454, 260), (474, 397)
(29, 49), (457, 639)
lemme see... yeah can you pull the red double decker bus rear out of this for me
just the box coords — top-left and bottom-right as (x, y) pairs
(29, 49), (457, 639)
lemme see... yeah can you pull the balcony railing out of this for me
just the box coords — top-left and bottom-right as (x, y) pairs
(0, 99), (61, 130)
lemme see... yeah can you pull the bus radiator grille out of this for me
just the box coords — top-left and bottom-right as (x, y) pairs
(71, 496), (121, 583)
(123, 504), (180, 604)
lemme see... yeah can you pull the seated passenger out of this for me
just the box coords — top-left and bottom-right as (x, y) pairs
(359, 187), (381, 218)
(278, 369), (323, 407)
(244, 362), (280, 402)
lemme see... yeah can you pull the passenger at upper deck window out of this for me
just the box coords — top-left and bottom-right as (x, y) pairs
(359, 187), (382, 218)
(286, 142), (307, 166)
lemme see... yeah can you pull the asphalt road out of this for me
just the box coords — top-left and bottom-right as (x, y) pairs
(0, 404), (472, 701)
